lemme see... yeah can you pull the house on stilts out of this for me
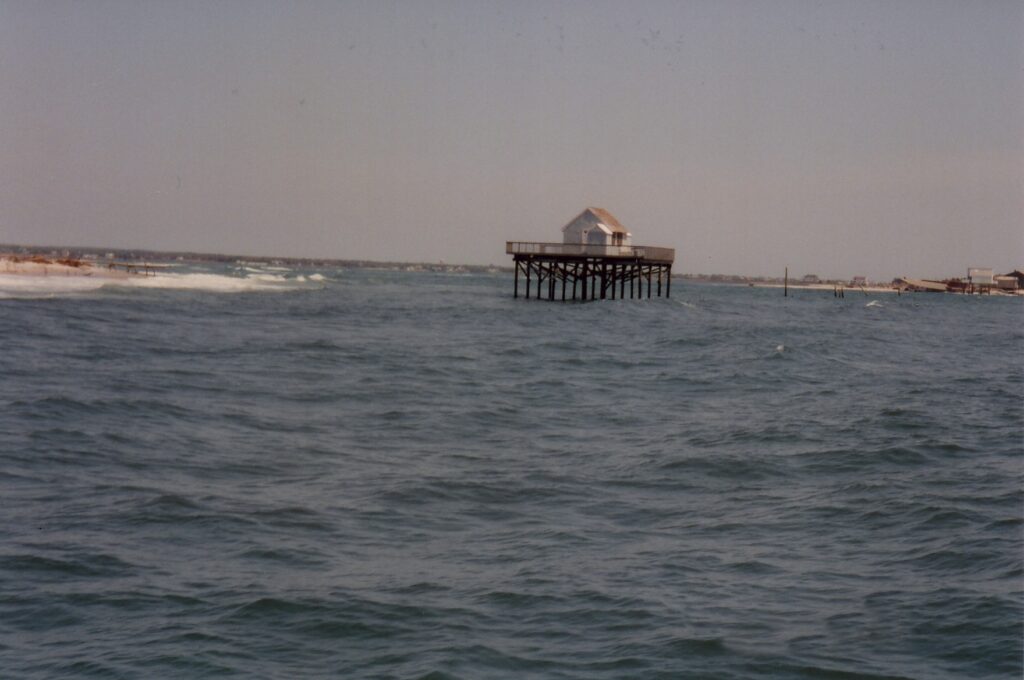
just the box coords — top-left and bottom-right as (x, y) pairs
(507, 208), (675, 301)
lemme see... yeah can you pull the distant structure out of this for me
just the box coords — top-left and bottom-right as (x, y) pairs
(967, 267), (995, 294)
(561, 207), (632, 247)
(506, 207), (675, 302)
(894, 277), (951, 293)
(996, 270), (1023, 291)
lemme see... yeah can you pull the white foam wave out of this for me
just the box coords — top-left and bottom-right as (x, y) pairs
(0, 270), (314, 297)
(243, 273), (289, 283)
(122, 272), (297, 291)
(0, 275), (112, 298)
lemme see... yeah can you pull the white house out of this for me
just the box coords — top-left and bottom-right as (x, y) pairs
(562, 208), (632, 247)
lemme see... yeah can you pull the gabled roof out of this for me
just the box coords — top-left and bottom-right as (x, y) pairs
(562, 207), (629, 235)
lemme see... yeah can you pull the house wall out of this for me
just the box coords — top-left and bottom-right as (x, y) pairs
(586, 227), (611, 245)
(563, 213), (611, 245)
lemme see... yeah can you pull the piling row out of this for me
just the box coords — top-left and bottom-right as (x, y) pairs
(513, 255), (671, 302)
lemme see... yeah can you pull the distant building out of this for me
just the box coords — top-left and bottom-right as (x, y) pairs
(801, 274), (820, 284)
(507, 207), (674, 302)
(968, 267), (994, 286)
(995, 275), (1019, 291)
(562, 208), (632, 247)
(1000, 270), (1024, 289)
(966, 267), (995, 294)
(850, 276), (867, 287)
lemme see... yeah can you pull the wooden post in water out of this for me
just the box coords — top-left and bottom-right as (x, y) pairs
(666, 266), (671, 298)
(784, 267), (788, 297)
(514, 259), (519, 298)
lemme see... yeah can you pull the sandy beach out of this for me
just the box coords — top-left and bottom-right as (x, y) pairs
(0, 255), (133, 279)
(751, 282), (899, 294)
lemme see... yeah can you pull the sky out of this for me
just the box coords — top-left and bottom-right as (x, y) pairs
(0, 0), (1021, 279)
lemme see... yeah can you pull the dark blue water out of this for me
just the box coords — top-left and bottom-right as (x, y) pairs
(1, 266), (1021, 679)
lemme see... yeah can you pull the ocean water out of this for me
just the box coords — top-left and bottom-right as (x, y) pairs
(0, 264), (1021, 679)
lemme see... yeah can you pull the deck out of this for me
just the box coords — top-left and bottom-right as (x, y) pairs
(506, 242), (674, 263)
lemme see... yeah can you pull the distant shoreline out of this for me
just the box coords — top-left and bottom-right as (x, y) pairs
(0, 254), (132, 279)
(0, 242), (888, 283)
(0, 243), (509, 276)
(749, 282), (898, 294)
(2, 243), (1018, 296)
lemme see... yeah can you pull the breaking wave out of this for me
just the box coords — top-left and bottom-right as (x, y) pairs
(0, 270), (322, 298)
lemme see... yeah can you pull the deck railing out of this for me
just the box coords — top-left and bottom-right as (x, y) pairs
(506, 242), (674, 263)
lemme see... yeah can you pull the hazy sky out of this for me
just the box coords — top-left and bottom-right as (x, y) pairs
(1, 0), (1021, 278)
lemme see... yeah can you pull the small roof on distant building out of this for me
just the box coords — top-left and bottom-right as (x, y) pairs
(562, 207), (630, 235)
